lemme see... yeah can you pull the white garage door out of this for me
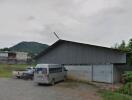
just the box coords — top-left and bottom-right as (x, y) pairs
(64, 65), (92, 81)
(93, 64), (113, 83)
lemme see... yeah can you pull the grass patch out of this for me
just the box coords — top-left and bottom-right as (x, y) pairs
(100, 90), (132, 100)
(0, 64), (35, 78)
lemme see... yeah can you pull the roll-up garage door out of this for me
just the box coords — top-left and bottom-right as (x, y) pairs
(93, 64), (113, 83)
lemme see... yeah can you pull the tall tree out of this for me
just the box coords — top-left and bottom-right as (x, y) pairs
(112, 39), (131, 65)
(113, 40), (128, 52)
(118, 40), (127, 51)
(0, 48), (10, 51)
(128, 38), (132, 51)
(127, 39), (132, 65)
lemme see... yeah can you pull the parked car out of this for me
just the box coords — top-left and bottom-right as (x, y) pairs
(22, 67), (35, 80)
(12, 67), (34, 79)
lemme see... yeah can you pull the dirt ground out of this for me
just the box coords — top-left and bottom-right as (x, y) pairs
(0, 78), (102, 100)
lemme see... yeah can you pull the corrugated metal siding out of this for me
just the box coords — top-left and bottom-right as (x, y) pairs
(37, 42), (126, 64)
(113, 64), (125, 83)
(93, 64), (113, 83)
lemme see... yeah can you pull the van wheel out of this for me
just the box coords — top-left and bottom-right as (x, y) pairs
(51, 79), (55, 86)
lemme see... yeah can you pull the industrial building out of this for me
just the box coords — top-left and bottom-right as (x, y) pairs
(0, 51), (29, 64)
(36, 40), (126, 83)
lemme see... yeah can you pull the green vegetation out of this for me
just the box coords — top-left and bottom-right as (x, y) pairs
(100, 71), (132, 100)
(10, 41), (49, 57)
(101, 90), (132, 100)
(0, 64), (32, 78)
(110, 39), (132, 99)
(113, 38), (132, 66)
(122, 71), (132, 83)
(115, 71), (132, 96)
(0, 41), (49, 57)
(117, 82), (132, 95)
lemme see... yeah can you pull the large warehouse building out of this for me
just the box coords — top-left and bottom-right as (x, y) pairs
(36, 40), (126, 83)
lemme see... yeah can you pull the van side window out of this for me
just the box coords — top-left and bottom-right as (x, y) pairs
(49, 67), (62, 73)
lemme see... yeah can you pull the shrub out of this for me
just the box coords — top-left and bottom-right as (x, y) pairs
(117, 82), (132, 95)
(101, 90), (132, 100)
(122, 71), (132, 84)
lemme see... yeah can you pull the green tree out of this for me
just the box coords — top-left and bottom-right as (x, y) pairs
(118, 40), (126, 51)
(112, 39), (131, 65)
(128, 39), (132, 51)
(112, 43), (119, 49)
(127, 39), (132, 66)
(0, 48), (10, 51)
(113, 40), (128, 52)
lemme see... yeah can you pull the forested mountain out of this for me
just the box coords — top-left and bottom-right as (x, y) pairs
(10, 41), (49, 56)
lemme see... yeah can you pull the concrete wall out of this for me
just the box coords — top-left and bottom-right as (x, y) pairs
(0, 53), (8, 57)
(16, 52), (28, 61)
(65, 65), (92, 81)
(0, 52), (28, 64)
(1, 60), (27, 64)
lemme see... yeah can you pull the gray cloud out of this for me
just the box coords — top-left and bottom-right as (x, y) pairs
(0, 0), (131, 48)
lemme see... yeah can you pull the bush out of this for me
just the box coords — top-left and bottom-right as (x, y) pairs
(101, 90), (132, 100)
(117, 82), (132, 95)
(122, 71), (132, 84)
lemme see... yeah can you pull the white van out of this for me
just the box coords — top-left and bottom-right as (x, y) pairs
(34, 64), (67, 85)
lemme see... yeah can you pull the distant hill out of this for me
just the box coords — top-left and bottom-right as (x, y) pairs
(10, 41), (49, 56)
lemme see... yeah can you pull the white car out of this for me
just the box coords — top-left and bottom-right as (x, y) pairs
(12, 67), (34, 79)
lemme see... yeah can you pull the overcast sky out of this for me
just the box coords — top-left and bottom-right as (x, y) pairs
(0, 0), (131, 48)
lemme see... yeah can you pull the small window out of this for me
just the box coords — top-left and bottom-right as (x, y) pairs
(49, 67), (62, 73)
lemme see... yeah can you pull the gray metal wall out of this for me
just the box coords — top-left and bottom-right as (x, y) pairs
(92, 64), (113, 83)
(37, 42), (126, 65)
(113, 64), (126, 83)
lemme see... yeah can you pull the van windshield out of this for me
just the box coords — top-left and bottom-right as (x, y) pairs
(35, 68), (47, 74)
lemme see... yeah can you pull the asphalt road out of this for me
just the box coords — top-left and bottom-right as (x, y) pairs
(0, 78), (101, 100)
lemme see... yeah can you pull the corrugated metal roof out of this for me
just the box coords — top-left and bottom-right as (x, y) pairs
(35, 39), (125, 59)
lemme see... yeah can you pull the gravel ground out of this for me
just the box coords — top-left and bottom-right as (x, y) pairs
(0, 78), (101, 100)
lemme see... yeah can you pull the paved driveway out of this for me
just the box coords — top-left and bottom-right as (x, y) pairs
(0, 78), (101, 100)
